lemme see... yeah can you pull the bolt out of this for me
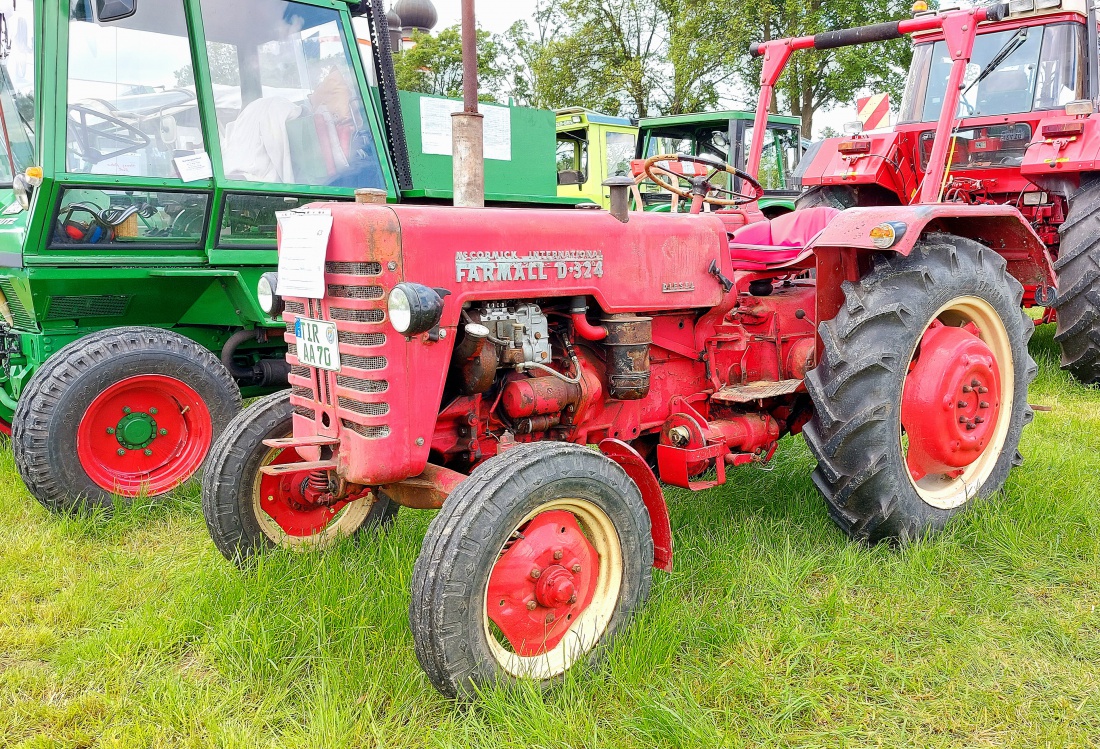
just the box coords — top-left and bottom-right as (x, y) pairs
(971, 379), (980, 387)
(979, 401), (989, 409)
(974, 416), (985, 424)
(530, 568), (542, 580)
(959, 416), (967, 423)
(144, 449), (152, 456)
(568, 593), (577, 604)
(526, 600), (537, 611)
(267, 495), (275, 502)
(106, 427), (115, 434)
(962, 385), (972, 393)
(572, 564), (581, 573)
(387, 261), (397, 271)
(966, 422), (976, 431)
(545, 613), (555, 624)
(415, 437), (424, 446)
(553, 549), (563, 561)
(978, 386), (988, 394)
(123, 407), (132, 414)
(957, 400), (967, 408)
(159, 428), (168, 436)
(117, 449), (126, 456)
(149, 407), (158, 415)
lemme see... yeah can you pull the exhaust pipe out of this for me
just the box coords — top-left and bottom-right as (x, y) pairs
(452, 0), (484, 207)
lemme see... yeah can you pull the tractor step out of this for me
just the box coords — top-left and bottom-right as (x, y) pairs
(712, 379), (803, 404)
(259, 459), (338, 476)
(263, 435), (340, 450)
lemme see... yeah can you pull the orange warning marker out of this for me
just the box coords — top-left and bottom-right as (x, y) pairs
(857, 93), (890, 130)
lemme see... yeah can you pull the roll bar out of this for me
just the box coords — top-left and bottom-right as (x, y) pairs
(745, 3), (1009, 205)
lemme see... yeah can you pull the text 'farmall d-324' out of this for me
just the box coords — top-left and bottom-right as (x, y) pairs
(205, 3), (1044, 698)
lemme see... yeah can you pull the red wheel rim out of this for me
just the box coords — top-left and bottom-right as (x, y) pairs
(486, 510), (601, 657)
(255, 449), (362, 538)
(76, 374), (213, 496)
(901, 320), (1002, 481)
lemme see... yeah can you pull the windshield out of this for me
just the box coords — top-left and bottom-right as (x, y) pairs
(744, 124), (802, 191)
(199, 0), (386, 189)
(899, 22), (1086, 122)
(0, 0), (35, 182)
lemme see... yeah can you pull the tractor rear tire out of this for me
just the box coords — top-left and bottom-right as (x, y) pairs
(410, 442), (652, 699)
(1053, 178), (1100, 384)
(202, 390), (397, 563)
(795, 184), (901, 212)
(13, 327), (242, 513)
(804, 234), (1036, 543)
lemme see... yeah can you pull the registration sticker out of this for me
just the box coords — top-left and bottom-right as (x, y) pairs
(294, 317), (340, 372)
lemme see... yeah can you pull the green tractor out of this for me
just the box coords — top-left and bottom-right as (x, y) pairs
(0, 0), (574, 512)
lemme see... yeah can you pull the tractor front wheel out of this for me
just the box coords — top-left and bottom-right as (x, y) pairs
(804, 234), (1036, 543)
(409, 442), (652, 698)
(13, 327), (242, 513)
(202, 390), (397, 563)
(1053, 178), (1100, 383)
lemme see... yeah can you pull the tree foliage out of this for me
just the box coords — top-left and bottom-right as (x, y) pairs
(393, 26), (505, 102)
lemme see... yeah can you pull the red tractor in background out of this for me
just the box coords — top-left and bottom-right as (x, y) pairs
(795, 0), (1100, 383)
(203, 3), (1044, 697)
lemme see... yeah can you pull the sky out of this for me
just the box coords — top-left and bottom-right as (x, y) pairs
(425, 0), (863, 136)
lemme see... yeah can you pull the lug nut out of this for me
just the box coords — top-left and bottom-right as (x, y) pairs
(149, 407), (158, 415)
(974, 416), (984, 424)
(957, 400), (967, 408)
(965, 422), (976, 431)
(553, 549), (563, 561)
(568, 593), (577, 604)
(572, 564), (581, 573)
(545, 613), (555, 624)
(159, 428), (168, 435)
(526, 600), (537, 611)
(971, 379), (979, 387)
(530, 568), (541, 580)
(123, 407), (131, 414)
(958, 416), (967, 423)
(962, 385), (972, 393)
(979, 401), (989, 409)
(117, 449), (126, 456)
(978, 386), (988, 394)
(144, 449), (153, 456)
(106, 427), (115, 434)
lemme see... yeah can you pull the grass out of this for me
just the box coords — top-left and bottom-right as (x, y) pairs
(2, 323), (1099, 748)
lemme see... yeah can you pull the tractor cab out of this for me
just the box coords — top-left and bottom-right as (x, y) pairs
(554, 107), (637, 209)
(633, 111), (803, 217)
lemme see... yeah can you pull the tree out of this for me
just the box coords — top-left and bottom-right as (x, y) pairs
(726, 0), (913, 135)
(393, 26), (506, 102)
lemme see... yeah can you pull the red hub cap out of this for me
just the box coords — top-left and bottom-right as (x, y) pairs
(76, 375), (212, 496)
(487, 510), (599, 656)
(901, 321), (1002, 481)
(257, 450), (362, 537)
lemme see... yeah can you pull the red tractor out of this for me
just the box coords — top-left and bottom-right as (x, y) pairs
(795, 0), (1100, 382)
(204, 4), (1042, 697)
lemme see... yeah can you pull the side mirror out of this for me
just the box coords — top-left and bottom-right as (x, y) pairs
(95, 0), (137, 22)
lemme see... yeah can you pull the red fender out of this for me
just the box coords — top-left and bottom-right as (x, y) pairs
(599, 438), (673, 572)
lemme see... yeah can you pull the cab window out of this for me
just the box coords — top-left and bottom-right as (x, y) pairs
(198, 0), (386, 190)
(0, 0), (35, 181)
(51, 188), (208, 248)
(604, 131), (634, 178)
(66, 0), (206, 178)
(556, 130), (587, 185)
(744, 124), (801, 191)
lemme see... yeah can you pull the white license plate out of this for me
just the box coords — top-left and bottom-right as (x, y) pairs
(294, 317), (341, 372)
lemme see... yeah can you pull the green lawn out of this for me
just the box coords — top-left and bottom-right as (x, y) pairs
(2, 324), (1099, 748)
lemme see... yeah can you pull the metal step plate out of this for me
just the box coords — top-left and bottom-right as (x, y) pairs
(712, 378), (803, 404)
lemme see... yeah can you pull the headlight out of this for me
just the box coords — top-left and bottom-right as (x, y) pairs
(387, 282), (445, 335)
(258, 272), (283, 317)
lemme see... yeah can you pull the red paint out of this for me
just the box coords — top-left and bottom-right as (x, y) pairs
(0, 419), (10, 436)
(76, 375), (212, 496)
(486, 510), (599, 656)
(901, 321), (1002, 481)
(502, 377), (582, 419)
(599, 439), (673, 572)
(571, 312), (608, 341)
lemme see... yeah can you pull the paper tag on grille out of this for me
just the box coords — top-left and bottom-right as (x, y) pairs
(277, 210), (332, 299)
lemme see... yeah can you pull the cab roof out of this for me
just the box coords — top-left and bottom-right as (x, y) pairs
(555, 107), (634, 127)
(638, 110), (801, 128)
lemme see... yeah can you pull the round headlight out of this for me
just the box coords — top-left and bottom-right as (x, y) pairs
(258, 272), (283, 317)
(387, 283), (444, 335)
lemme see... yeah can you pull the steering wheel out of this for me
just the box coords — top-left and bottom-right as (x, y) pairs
(68, 102), (151, 167)
(643, 153), (764, 213)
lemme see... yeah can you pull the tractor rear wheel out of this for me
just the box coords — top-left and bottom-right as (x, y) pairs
(202, 390), (397, 563)
(1053, 178), (1100, 384)
(409, 442), (652, 699)
(795, 184), (901, 212)
(804, 234), (1036, 543)
(13, 327), (242, 513)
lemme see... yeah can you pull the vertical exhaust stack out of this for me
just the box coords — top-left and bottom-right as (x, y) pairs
(452, 0), (485, 207)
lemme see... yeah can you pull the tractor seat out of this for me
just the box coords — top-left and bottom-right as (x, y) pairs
(728, 206), (840, 270)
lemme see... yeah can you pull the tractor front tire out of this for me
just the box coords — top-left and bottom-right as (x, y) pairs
(13, 327), (242, 513)
(804, 234), (1036, 543)
(202, 390), (397, 563)
(1054, 178), (1100, 384)
(410, 442), (652, 699)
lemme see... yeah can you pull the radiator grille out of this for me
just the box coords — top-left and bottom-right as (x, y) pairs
(0, 279), (33, 328)
(327, 284), (384, 300)
(326, 261), (382, 276)
(46, 295), (131, 320)
(342, 354), (387, 370)
(290, 365), (311, 379)
(341, 420), (390, 439)
(291, 384), (314, 400)
(338, 331), (386, 347)
(287, 342), (297, 357)
(330, 307), (385, 323)
(285, 300), (305, 316)
(338, 397), (390, 416)
(337, 376), (388, 393)
(294, 405), (316, 420)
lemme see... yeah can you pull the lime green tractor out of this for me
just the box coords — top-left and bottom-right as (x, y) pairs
(554, 107), (638, 209)
(0, 0), (574, 513)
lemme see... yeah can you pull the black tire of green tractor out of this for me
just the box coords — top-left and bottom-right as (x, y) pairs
(12, 327), (242, 514)
(803, 234), (1036, 544)
(409, 442), (652, 699)
(1053, 178), (1100, 384)
(201, 389), (397, 564)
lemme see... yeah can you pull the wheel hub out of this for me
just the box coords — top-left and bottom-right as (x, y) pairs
(486, 510), (599, 657)
(901, 321), (1002, 481)
(115, 411), (158, 450)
